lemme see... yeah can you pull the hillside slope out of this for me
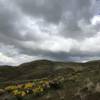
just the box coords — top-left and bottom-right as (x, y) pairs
(0, 60), (84, 82)
(0, 60), (100, 100)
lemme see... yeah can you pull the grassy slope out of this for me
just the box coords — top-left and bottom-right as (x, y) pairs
(0, 60), (100, 100)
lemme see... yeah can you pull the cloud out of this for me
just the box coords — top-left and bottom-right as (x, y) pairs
(0, 0), (100, 65)
(15, 0), (95, 39)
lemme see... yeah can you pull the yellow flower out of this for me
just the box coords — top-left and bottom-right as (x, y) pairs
(21, 91), (26, 96)
(32, 85), (44, 95)
(17, 84), (24, 89)
(12, 90), (26, 96)
(24, 83), (33, 89)
(5, 86), (17, 91)
(12, 90), (20, 96)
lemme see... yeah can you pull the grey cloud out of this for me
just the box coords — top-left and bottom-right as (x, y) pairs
(59, 0), (94, 39)
(0, 0), (100, 65)
(0, 1), (36, 42)
(0, 0), (94, 42)
(15, 0), (95, 39)
(16, 42), (100, 62)
(15, 0), (65, 23)
(15, 0), (92, 23)
(0, 2), (19, 38)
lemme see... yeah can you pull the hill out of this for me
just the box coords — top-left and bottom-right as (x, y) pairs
(0, 60), (100, 100)
(0, 60), (83, 83)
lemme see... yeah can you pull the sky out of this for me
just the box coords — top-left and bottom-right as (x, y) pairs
(0, 0), (100, 65)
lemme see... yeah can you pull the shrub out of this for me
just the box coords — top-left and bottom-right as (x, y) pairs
(5, 85), (17, 92)
(24, 83), (33, 89)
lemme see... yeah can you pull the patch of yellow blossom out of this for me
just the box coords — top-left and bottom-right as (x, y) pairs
(32, 85), (44, 96)
(12, 90), (26, 96)
(2, 76), (64, 97)
(5, 85), (17, 92)
(24, 82), (33, 89)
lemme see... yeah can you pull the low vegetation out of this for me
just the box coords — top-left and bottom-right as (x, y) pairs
(0, 76), (64, 99)
(0, 60), (100, 100)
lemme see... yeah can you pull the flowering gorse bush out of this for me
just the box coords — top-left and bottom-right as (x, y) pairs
(1, 76), (64, 97)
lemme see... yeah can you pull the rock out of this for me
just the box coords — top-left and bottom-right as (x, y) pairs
(0, 89), (5, 95)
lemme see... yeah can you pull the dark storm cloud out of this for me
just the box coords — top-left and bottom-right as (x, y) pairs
(59, 0), (94, 39)
(0, 0), (100, 65)
(18, 45), (100, 63)
(15, 0), (92, 23)
(15, 0), (64, 23)
(0, 0), (93, 42)
(0, 0), (38, 43)
(0, 1), (20, 39)
(15, 0), (94, 39)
